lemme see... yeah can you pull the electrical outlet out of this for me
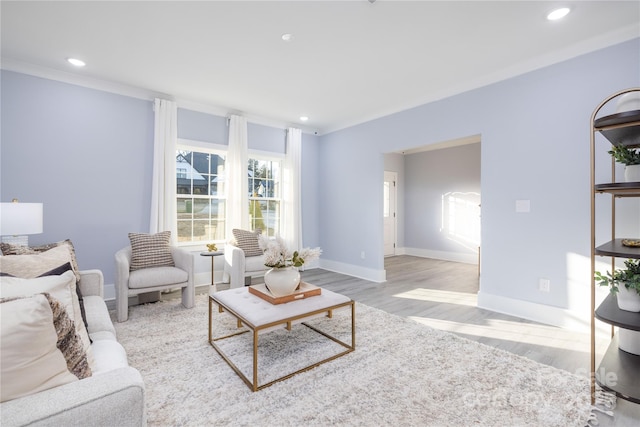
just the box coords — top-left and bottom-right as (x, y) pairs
(361, 251), (365, 259)
(539, 278), (550, 293)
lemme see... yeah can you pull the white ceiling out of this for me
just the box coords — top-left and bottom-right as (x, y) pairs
(1, 1), (639, 134)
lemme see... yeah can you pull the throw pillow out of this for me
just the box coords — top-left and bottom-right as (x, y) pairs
(0, 244), (74, 279)
(232, 229), (263, 257)
(128, 231), (174, 271)
(41, 293), (92, 379)
(0, 244), (89, 336)
(1, 239), (81, 283)
(0, 271), (95, 370)
(0, 294), (79, 402)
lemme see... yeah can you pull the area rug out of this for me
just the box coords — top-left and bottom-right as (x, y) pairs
(113, 294), (591, 426)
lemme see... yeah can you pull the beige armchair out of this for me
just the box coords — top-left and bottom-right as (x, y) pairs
(222, 244), (266, 288)
(115, 246), (195, 322)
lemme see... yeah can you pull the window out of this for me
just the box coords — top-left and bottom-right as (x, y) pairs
(248, 156), (281, 237)
(176, 147), (226, 244)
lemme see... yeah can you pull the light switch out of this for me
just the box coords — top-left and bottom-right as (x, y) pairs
(515, 200), (530, 213)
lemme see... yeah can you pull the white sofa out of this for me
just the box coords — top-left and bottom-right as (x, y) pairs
(0, 270), (146, 427)
(222, 244), (266, 288)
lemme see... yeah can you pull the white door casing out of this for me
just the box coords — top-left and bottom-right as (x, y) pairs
(383, 171), (397, 257)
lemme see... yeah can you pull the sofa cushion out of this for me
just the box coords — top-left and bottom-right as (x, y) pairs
(90, 340), (129, 375)
(0, 271), (95, 370)
(232, 228), (263, 257)
(128, 231), (174, 271)
(0, 294), (80, 402)
(128, 266), (188, 289)
(83, 295), (117, 340)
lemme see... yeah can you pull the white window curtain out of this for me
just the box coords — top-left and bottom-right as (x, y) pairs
(150, 98), (177, 241)
(282, 127), (302, 251)
(225, 115), (249, 238)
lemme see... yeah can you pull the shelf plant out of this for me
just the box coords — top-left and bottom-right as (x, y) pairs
(608, 144), (640, 166)
(595, 259), (640, 312)
(608, 144), (640, 182)
(595, 258), (640, 295)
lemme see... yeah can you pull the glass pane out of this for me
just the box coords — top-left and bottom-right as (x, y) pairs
(177, 220), (193, 242)
(176, 147), (228, 244)
(249, 199), (279, 236)
(177, 197), (193, 217)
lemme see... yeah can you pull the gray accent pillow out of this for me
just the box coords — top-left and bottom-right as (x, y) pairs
(232, 229), (263, 257)
(128, 231), (174, 271)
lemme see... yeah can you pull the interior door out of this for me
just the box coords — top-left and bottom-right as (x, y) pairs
(383, 171), (397, 256)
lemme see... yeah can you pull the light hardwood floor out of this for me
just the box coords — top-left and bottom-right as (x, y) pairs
(140, 255), (640, 425)
(297, 255), (639, 426)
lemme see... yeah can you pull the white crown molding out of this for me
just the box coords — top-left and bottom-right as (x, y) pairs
(0, 57), (319, 135)
(322, 25), (640, 135)
(3, 24), (636, 137)
(1, 57), (169, 102)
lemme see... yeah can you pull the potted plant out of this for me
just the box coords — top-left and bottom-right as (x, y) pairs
(595, 258), (640, 312)
(608, 144), (640, 182)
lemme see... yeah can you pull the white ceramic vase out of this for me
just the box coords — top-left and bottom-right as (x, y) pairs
(616, 284), (640, 312)
(264, 267), (301, 297)
(618, 328), (640, 356)
(624, 164), (640, 182)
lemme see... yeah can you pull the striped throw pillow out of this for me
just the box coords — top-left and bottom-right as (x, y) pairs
(128, 231), (174, 271)
(232, 229), (263, 257)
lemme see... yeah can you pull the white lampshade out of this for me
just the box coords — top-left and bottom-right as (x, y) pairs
(0, 202), (43, 236)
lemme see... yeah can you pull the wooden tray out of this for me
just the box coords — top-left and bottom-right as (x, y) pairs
(248, 281), (321, 305)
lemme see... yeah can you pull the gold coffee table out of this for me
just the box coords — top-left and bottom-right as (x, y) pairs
(208, 286), (355, 391)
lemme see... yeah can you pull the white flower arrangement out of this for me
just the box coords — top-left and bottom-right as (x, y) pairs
(258, 234), (322, 269)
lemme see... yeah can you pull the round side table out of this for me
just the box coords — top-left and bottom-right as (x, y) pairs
(200, 251), (224, 290)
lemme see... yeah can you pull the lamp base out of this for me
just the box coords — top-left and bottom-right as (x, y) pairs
(1, 235), (29, 247)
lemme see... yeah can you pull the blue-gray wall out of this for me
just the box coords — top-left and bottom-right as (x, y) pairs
(317, 38), (640, 328)
(2, 38), (639, 328)
(404, 143), (481, 259)
(0, 71), (320, 286)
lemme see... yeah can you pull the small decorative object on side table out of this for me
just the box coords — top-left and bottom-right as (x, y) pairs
(200, 249), (223, 291)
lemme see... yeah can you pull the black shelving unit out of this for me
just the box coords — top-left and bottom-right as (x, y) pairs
(590, 88), (640, 405)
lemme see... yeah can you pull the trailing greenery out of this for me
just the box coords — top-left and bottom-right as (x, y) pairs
(608, 144), (640, 166)
(595, 258), (640, 296)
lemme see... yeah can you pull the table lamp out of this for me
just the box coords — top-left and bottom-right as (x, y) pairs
(0, 199), (43, 246)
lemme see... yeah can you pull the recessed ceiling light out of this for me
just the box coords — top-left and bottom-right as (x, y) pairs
(547, 7), (570, 21)
(300, 116), (309, 122)
(67, 58), (86, 67)
(281, 33), (293, 42)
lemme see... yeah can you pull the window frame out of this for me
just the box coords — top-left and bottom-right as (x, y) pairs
(248, 150), (284, 237)
(175, 139), (228, 248)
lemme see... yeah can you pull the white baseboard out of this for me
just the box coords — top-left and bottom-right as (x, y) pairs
(104, 283), (115, 301)
(319, 259), (386, 283)
(402, 247), (478, 265)
(477, 290), (596, 333)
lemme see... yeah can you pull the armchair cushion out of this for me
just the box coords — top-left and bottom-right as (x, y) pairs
(128, 231), (174, 271)
(128, 266), (188, 289)
(232, 228), (263, 256)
